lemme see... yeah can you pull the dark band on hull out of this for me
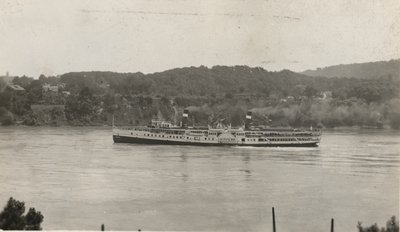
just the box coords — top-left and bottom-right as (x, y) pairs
(113, 135), (318, 147)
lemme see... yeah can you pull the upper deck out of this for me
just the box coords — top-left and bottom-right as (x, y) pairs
(115, 125), (321, 138)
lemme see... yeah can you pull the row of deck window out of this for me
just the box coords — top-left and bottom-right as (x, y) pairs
(269, 138), (296, 142)
(245, 134), (314, 137)
(269, 138), (311, 141)
(130, 132), (313, 142)
(123, 128), (316, 136)
(136, 133), (218, 141)
(245, 138), (312, 142)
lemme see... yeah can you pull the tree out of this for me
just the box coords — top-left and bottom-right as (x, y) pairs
(77, 87), (94, 117)
(0, 197), (44, 230)
(230, 108), (244, 126)
(25, 208), (44, 230)
(389, 112), (400, 129)
(103, 93), (117, 113)
(0, 91), (12, 109)
(79, 86), (92, 99)
(26, 80), (43, 104)
(65, 87), (95, 121)
(304, 86), (318, 98)
(12, 76), (33, 89)
(386, 216), (400, 232)
(350, 84), (382, 103)
(38, 74), (47, 83)
(0, 78), (6, 90)
(224, 92), (233, 99)
(357, 216), (399, 232)
(0, 197), (25, 230)
(161, 96), (169, 105)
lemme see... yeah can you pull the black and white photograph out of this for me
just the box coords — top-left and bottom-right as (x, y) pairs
(0, 0), (399, 231)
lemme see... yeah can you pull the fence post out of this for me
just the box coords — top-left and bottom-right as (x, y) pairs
(272, 207), (276, 232)
(101, 224), (104, 231)
(331, 218), (334, 232)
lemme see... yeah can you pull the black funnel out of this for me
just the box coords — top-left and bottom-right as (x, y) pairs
(182, 109), (189, 128)
(245, 111), (252, 130)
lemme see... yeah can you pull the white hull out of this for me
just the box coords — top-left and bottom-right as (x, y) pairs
(113, 127), (321, 147)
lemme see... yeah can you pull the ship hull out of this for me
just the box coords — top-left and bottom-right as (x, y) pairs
(113, 135), (319, 147)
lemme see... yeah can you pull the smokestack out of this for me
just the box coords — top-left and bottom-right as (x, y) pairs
(245, 111), (252, 130)
(182, 109), (189, 128)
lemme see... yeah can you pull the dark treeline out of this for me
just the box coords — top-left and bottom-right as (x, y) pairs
(60, 66), (398, 100)
(0, 65), (399, 128)
(302, 59), (400, 79)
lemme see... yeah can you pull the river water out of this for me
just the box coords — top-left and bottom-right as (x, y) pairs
(0, 127), (398, 231)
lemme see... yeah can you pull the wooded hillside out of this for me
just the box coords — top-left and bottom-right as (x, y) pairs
(1, 62), (399, 129)
(301, 59), (400, 79)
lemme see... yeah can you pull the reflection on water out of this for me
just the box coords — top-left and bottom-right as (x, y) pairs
(0, 127), (398, 232)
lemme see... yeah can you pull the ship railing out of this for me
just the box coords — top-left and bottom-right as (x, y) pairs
(245, 134), (320, 138)
(245, 131), (320, 136)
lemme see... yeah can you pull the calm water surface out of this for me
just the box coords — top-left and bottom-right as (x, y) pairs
(0, 127), (398, 231)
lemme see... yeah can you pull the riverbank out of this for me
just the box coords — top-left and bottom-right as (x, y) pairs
(2, 122), (399, 132)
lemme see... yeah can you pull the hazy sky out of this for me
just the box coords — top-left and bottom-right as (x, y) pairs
(0, 0), (399, 77)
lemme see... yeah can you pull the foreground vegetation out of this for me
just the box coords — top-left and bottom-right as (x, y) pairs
(0, 197), (43, 230)
(0, 64), (399, 129)
(0, 197), (397, 231)
(357, 216), (399, 232)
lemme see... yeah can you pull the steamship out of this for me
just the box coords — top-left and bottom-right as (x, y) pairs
(113, 110), (322, 147)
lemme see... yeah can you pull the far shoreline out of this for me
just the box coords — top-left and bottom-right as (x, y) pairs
(1, 124), (399, 131)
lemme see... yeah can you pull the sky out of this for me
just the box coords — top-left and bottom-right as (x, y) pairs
(0, 0), (399, 77)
